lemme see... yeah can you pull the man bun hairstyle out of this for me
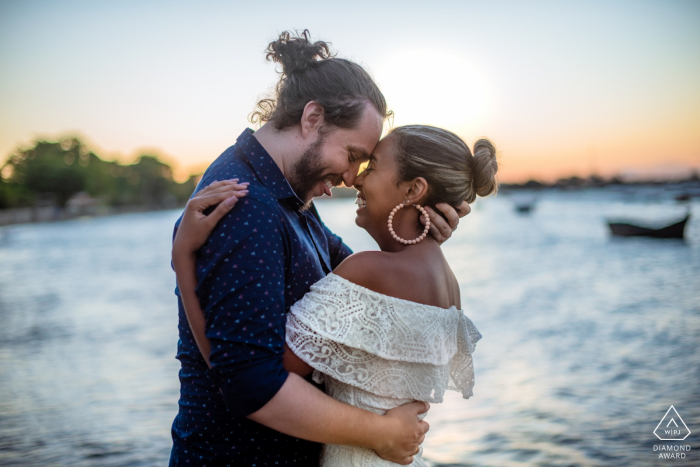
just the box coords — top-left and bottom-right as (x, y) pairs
(390, 125), (498, 210)
(265, 30), (332, 76)
(250, 30), (390, 132)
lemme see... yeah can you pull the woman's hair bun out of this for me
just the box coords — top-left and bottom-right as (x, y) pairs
(470, 138), (498, 199)
(265, 30), (333, 76)
(389, 126), (498, 209)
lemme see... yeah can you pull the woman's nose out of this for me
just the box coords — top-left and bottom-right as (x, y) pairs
(342, 159), (365, 187)
(351, 172), (364, 190)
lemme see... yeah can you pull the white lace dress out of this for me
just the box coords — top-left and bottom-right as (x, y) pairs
(285, 273), (482, 467)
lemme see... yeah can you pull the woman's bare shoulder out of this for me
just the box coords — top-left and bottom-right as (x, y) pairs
(332, 251), (399, 294)
(333, 250), (460, 309)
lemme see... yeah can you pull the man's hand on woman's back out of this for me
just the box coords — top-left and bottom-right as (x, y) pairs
(374, 401), (430, 465)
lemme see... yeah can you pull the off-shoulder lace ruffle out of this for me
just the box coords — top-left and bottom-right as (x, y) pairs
(285, 273), (482, 403)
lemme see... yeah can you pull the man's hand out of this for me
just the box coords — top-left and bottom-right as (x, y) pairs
(372, 401), (430, 465)
(248, 373), (428, 464)
(421, 201), (471, 244)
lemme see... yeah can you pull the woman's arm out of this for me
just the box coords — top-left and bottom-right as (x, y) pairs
(172, 179), (249, 367)
(172, 179), (314, 376)
(174, 251), (213, 365)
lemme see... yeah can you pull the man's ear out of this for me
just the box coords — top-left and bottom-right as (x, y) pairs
(300, 101), (325, 140)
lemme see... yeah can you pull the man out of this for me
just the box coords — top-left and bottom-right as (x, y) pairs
(169, 30), (468, 466)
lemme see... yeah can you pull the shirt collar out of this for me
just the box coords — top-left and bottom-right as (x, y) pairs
(235, 129), (304, 208)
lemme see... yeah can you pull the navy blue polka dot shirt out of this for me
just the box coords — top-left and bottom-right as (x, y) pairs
(169, 129), (353, 466)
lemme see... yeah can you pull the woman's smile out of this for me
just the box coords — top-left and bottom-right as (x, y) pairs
(355, 192), (367, 210)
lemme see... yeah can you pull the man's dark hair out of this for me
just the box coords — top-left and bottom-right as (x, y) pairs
(250, 30), (391, 132)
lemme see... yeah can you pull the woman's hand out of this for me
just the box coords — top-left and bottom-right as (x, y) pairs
(421, 201), (471, 244)
(173, 179), (249, 256)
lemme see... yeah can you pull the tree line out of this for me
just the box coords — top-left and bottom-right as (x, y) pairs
(0, 137), (198, 210)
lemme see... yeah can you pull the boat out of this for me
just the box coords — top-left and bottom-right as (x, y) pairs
(512, 195), (537, 214)
(608, 214), (689, 239)
(515, 203), (534, 213)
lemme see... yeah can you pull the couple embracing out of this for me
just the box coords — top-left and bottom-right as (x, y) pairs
(169, 30), (497, 467)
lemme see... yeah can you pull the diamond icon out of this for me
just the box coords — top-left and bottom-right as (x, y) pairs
(654, 405), (691, 441)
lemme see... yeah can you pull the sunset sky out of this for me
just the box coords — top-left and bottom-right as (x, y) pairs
(1, 0), (698, 183)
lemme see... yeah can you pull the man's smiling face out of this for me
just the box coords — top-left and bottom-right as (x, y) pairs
(287, 102), (383, 208)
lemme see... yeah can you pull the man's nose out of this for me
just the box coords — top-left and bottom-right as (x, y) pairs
(342, 162), (362, 188)
(350, 171), (363, 190)
(342, 173), (354, 188)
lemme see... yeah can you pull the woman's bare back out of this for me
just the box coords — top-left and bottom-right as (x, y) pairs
(333, 241), (461, 310)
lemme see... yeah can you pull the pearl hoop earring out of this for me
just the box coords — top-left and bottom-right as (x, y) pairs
(388, 201), (431, 244)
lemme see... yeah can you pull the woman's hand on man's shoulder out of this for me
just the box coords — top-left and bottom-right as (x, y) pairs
(173, 179), (249, 257)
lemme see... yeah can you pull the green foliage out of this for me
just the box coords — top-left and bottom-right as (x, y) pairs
(0, 137), (197, 209)
(0, 178), (35, 209)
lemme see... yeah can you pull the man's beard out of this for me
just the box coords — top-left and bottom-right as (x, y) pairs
(287, 136), (328, 211)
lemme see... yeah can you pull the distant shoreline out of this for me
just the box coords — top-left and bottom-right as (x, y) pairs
(320, 180), (700, 199)
(3, 179), (698, 228)
(0, 204), (185, 227)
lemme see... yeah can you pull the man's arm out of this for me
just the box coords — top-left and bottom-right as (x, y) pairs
(196, 196), (428, 465)
(172, 179), (250, 367)
(421, 201), (471, 244)
(249, 373), (429, 465)
(199, 196), (291, 415)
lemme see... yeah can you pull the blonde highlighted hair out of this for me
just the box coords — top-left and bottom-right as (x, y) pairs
(390, 125), (498, 207)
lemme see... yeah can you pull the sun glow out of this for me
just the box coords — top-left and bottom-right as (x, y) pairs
(374, 48), (493, 135)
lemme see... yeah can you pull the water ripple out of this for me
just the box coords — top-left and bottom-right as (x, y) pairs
(0, 190), (698, 466)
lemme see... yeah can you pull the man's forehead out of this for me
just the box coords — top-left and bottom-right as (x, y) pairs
(353, 105), (384, 152)
(327, 106), (382, 156)
(349, 129), (381, 157)
(347, 144), (371, 159)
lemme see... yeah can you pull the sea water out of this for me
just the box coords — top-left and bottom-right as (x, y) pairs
(0, 186), (698, 466)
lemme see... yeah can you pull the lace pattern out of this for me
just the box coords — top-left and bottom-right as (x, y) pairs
(285, 273), (482, 403)
(320, 374), (429, 466)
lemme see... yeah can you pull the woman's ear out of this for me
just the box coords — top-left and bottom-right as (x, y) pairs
(406, 177), (429, 204)
(300, 101), (325, 139)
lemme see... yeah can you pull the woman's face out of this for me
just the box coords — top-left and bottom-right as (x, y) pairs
(353, 133), (408, 238)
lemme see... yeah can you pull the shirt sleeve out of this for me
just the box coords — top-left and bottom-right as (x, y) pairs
(195, 196), (290, 418)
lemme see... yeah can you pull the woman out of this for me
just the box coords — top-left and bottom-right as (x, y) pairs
(173, 125), (497, 466)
